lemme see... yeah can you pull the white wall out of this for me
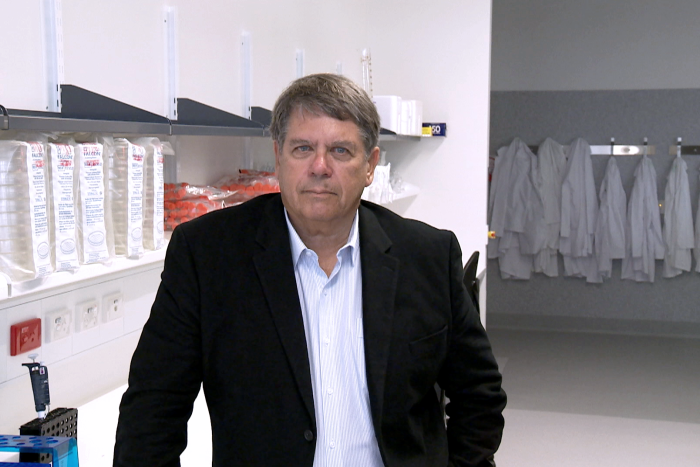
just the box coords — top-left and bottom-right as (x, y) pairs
(491, 0), (700, 91)
(0, 1), (47, 110)
(369, 0), (493, 263)
(170, 0), (371, 115)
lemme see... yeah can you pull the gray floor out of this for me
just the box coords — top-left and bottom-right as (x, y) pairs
(487, 328), (700, 466)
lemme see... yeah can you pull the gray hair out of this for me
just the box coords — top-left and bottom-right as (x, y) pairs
(270, 73), (380, 158)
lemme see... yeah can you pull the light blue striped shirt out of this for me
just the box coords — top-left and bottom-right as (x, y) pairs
(285, 209), (384, 467)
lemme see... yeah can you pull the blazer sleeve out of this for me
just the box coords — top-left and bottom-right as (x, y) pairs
(440, 233), (507, 467)
(113, 226), (203, 467)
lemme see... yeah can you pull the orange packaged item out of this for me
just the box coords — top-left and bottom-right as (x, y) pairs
(164, 183), (226, 230)
(213, 170), (280, 208)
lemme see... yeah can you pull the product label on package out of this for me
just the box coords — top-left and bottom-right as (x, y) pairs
(25, 142), (53, 277)
(422, 122), (447, 137)
(49, 143), (79, 271)
(77, 143), (109, 264)
(127, 142), (144, 258)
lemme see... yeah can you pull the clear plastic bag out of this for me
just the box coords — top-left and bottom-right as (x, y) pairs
(132, 137), (164, 251)
(109, 138), (145, 259)
(47, 137), (80, 272)
(214, 170), (280, 207)
(0, 139), (53, 282)
(164, 183), (225, 231)
(164, 171), (280, 230)
(74, 139), (110, 265)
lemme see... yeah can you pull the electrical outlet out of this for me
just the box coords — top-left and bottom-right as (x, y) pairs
(45, 309), (71, 342)
(75, 301), (99, 332)
(102, 292), (123, 322)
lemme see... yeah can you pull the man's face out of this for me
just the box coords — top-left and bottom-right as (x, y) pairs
(275, 109), (379, 233)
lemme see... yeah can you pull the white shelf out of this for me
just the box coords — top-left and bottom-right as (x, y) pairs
(0, 242), (168, 308)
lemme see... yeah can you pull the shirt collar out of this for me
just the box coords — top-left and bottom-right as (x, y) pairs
(285, 209), (360, 268)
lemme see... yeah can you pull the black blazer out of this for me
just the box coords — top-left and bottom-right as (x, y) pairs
(114, 194), (505, 467)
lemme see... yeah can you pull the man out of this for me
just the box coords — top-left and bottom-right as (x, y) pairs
(114, 73), (506, 467)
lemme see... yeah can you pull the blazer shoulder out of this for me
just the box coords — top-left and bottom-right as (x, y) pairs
(174, 193), (282, 242)
(360, 200), (455, 250)
(177, 193), (282, 233)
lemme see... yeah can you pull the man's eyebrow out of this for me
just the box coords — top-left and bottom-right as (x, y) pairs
(332, 140), (357, 149)
(287, 138), (312, 146)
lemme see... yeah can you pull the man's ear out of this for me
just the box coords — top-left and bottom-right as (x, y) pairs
(365, 146), (381, 187)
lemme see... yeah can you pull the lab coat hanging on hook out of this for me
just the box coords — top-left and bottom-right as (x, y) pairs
(533, 138), (567, 277)
(621, 151), (664, 282)
(662, 144), (693, 277)
(595, 156), (627, 280)
(559, 138), (600, 283)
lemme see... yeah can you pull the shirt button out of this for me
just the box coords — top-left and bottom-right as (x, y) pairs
(323, 337), (330, 345)
(329, 440), (336, 449)
(304, 430), (314, 441)
(327, 387), (333, 395)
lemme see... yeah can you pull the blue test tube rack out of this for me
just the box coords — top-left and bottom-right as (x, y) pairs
(0, 435), (78, 467)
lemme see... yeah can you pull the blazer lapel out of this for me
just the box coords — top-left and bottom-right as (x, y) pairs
(253, 196), (316, 428)
(359, 204), (399, 434)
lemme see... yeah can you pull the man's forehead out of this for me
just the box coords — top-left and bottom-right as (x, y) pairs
(287, 107), (361, 135)
(292, 104), (332, 122)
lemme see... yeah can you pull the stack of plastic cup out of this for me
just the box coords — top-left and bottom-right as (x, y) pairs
(47, 142), (79, 272)
(134, 137), (165, 251)
(74, 142), (109, 265)
(108, 140), (128, 256)
(0, 141), (51, 281)
(110, 139), (144, 259)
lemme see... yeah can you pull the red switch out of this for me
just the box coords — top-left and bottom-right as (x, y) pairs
(10, 318), (42, 356)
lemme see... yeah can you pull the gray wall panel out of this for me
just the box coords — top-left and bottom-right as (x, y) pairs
(488, 89), (700, 331)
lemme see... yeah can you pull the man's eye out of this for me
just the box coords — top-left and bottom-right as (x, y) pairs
(332, 147), (351, 159)
(297, 145), (311, 152)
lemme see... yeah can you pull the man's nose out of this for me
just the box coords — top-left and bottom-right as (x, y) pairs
(309, 148), (332, 176)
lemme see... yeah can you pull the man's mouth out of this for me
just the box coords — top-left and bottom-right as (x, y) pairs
(304, 189), (335, 195)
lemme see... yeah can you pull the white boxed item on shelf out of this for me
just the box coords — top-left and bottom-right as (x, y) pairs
(400, 100), (423, 136)
(74, 141), (109, 265)
(0, 140), (53, 282)
(133, 137), (165, 251)
(411, 100), (423, 136)
(110, 139), (145, 259)
(372, 95), (402, 134)
(48, 141), (79, 272)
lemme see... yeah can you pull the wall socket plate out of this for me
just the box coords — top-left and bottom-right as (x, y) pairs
(102, 292), (123, 322)
(45, 309), (72, 342)
(10, 318), (42, 356)
(75, 300), (99, 332)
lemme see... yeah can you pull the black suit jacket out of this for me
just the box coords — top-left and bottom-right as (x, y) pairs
(114, 194), (505, 467)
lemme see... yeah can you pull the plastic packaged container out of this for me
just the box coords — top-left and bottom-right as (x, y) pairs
(110, 139), (145, 259)
(47, 141), (79, 272)
(163, 183), (224, 231)
(0, 140), (53, 282)
(74, 142), (109, 265)
(133, 137), (164, 251)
